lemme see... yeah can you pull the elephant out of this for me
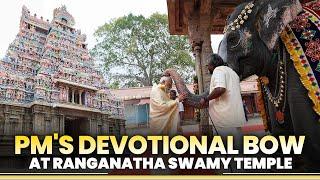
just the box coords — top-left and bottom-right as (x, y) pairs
(165, 0), (320, 171)
(218, 0), (320, 171)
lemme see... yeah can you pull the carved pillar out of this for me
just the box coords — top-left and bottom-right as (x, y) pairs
(52, 111), (62, 134)
(33, 114), (43, 135)
(3, 110), (10, 136)
(79, 90), (83, 105)
(0, 105), (6, 136)
(185, 0), (213, 135)
(59, 114), (64, 134)
(18, 111), (23, 135)
(89, 115), (97, 136)
(119, 119), (126, 135)
(84, 91), (88, 106)
(193, 43), (204, 93)
(101, 114), (109, 134)
(32, 106), (45, 135)
(66, 86), (69, 102)
(72, 89), (75, 104)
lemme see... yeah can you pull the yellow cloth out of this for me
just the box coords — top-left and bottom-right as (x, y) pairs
(149, 84), (180, 135)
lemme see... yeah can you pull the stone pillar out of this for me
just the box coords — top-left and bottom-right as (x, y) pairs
(52, 112), (63, 134)
(185, 3), (213, 135)
(106, 119), (111, 134)
(72, 89), (75, 104)
(193, 43), (204, 94)
(84, 91), (87, 106)
(32, 106), (45, 135)
(59, 114), (64, 134)
(66, 86), (69, 102)
(102, 114), (109, 134)
(119, 119), (126, 135)
(18, 112), (24, 135)
(89, 117), (97, 136)
(79, 90), (83, 105)
(0, 106), (7, 136)
(3, 111), (10, 136)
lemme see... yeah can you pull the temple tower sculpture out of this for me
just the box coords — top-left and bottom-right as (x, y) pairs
(0, 5), (125, 140)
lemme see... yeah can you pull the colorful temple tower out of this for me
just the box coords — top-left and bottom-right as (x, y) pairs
(0, 6), (125, 138)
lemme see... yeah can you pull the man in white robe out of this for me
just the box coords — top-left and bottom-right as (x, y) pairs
(200, 54), (245, 141)
(149, 76), (186, 135)
(200, 53), (246, 173)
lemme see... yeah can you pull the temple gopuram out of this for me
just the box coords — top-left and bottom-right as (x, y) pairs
(0, 5), (125, 140)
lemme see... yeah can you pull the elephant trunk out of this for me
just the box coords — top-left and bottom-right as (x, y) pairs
(164, 68), (209, 109)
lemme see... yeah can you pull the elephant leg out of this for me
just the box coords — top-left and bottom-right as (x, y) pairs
(268, 99), (294, 136)
(287, 58), (320, 171)
(266, 97), (301, 172)
(268, 99), (308, 171)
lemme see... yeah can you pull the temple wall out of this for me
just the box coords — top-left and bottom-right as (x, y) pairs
(0, 105), (32, 136)
(0, 104), (125, 137)
(31, 105), (62, 135)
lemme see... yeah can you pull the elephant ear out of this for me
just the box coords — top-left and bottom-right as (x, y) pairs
(255, 0), (303, 51)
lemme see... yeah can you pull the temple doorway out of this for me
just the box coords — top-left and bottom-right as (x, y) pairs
(64, 116), (89, 136)
(64, 116), (90, 154)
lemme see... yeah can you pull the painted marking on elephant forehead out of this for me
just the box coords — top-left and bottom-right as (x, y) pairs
(242, 29), (252, 39)
(264, 4), (278, 28)
(240, 29), (252, 55)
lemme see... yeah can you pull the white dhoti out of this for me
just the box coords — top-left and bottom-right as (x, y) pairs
(149, 84), (180, 136)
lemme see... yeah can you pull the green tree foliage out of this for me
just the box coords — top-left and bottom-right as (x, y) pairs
(91, 13), (194, 88)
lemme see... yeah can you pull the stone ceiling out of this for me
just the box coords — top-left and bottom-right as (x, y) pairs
(167, 0), (315, 35)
